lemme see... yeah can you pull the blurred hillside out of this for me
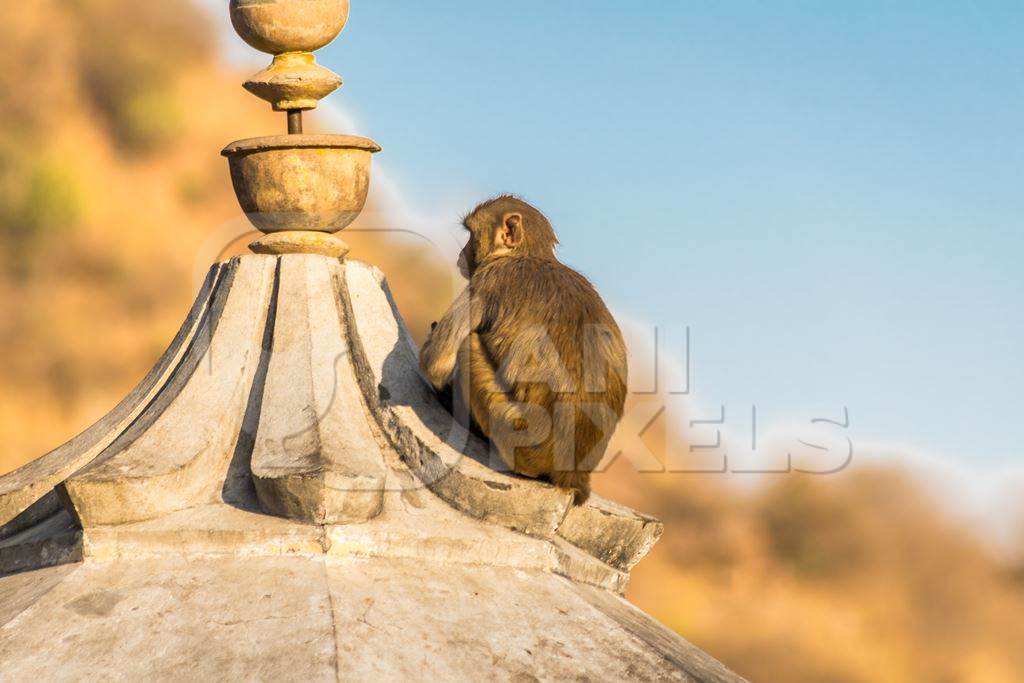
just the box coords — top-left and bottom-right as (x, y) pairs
(1, 2), (1022, 682)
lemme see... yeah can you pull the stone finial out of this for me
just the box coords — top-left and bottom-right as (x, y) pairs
(244, 53), (343, 114)
(222, 0), (380, 257)
(230, 0), (351, 54)
(230, 0), (349, 115)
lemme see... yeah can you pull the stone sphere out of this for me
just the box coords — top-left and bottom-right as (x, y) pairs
(222, 135), (381, 234)
(230, 0), (351, 54)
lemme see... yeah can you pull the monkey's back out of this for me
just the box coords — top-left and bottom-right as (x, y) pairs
(473, 256), (627, 411)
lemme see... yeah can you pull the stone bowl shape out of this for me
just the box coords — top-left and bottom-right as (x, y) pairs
(230, 0), (351, 54)
(222, 134), (381, 235)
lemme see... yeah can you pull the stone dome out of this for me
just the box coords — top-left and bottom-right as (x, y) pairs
(0, 254), (744, 681)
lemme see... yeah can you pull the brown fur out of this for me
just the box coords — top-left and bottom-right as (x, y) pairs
(420, 196), (627, 504)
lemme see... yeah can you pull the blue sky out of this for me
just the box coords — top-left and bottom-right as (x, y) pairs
(299, 2), (1024, 470)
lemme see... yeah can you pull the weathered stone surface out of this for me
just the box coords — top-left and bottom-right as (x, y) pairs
(3, 426), (629, 592)
(578, 583), (749, 683)
(222, 135), (380, 235)
(558, 493), (665, 571)
(230, 0), (350, 55)
(5, 495), (626, 594)
(244, 52), (343, 112)
(0, 563), (78, 628)
(321, 557), (742, 682)
(251, 256), (386, 524)
(4, 442), (623, 592)
(0, 265), (222, 529)
(62, 257), (276, 526)
(324, 446), (628, 593)
(0, 556), (746, 682)
(250, 230), (350, 258)
(0, 558), (338, 681)
(80, 505), (327, 561)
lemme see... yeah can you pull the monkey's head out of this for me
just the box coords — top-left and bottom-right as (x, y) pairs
(459, 195), (559, 277)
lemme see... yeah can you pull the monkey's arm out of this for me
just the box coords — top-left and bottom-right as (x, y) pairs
(419, 287), (474, 391)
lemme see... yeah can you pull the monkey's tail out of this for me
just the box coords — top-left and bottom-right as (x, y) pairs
(550, 470), (591, 506)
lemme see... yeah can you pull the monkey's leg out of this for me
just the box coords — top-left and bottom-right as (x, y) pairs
(512, 391), (590, 504)
(462, 334), (525, 473)
(549, 412), (597, 505)
(551, 401), (620, 505)
(461, 335), (503, 432)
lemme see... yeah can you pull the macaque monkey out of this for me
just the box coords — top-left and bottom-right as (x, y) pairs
(420, 196), (627, 504)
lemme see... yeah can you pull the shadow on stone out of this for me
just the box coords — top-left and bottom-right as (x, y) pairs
(378, 337), (522, 480)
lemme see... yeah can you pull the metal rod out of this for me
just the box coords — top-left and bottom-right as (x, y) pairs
(287, 110), (304, 135)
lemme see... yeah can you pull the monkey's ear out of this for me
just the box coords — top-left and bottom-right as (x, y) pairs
(503, 213), (524, 247)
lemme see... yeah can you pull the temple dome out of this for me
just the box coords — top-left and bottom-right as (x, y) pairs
(0, 254), (744, 682)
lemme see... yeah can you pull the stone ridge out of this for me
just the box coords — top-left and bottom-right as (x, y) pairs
(0, 266), (224, 530)
(249, 256), (386, 524)
(61, 257), (276, 527)
(0, 254), (663, 591)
